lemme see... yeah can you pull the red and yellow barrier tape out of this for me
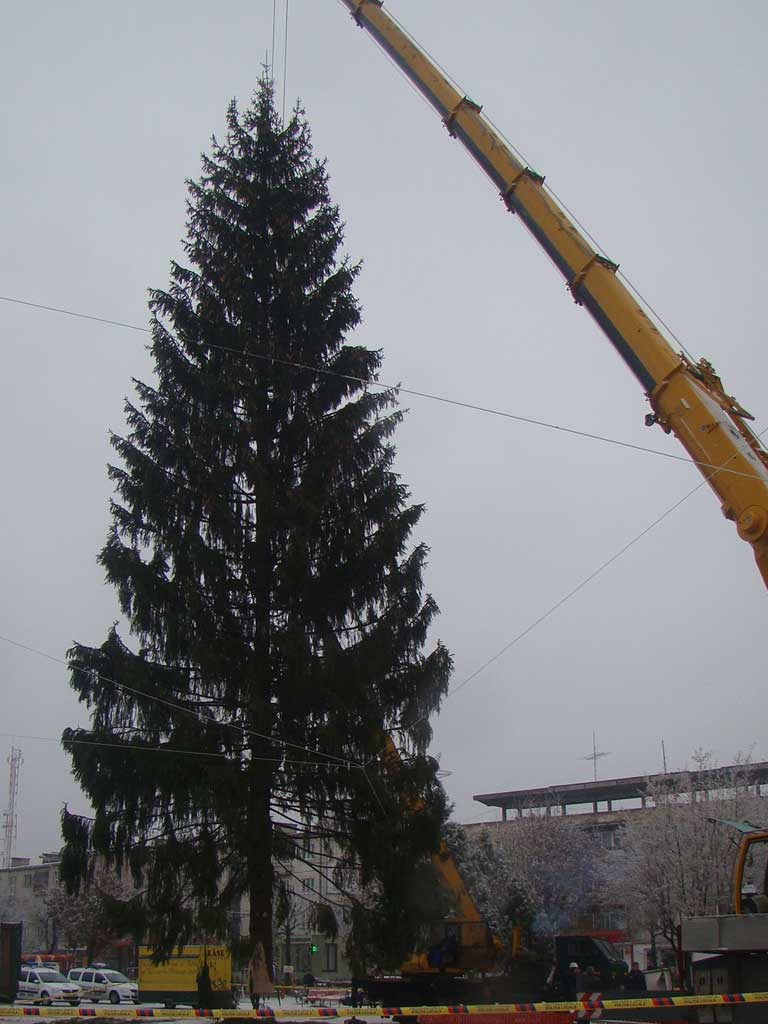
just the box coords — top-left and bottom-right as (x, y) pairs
(1, 992), (768, 1018)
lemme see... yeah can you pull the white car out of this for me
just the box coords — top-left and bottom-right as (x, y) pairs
(68, 967), (139, 1004)
(17, 966), (82, 1005)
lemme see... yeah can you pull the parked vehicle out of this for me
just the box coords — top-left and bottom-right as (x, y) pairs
(17, 965), (81, 1005)
(68, 966), (139, 1004)
(679, 820), (768, 1022)
(137, 944), (234, 1009)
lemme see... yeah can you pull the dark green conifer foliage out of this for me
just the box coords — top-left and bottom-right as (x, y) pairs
(61, 80), (452, 991)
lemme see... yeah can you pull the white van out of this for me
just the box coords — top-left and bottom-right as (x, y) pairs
(17, 966), (82, 1005)
(68, 967), (139, 1004)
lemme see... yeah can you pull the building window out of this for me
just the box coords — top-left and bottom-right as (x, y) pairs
(291, 944), (311, 972)
(593, 909), (626, 931)
(325, 943), (337, 973)
(595, 828), (623, 851)
(23, 874), (33, 889)
(302, 877), (315, 892)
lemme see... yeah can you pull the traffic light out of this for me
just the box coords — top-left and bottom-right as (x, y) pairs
(310, 944), (318, 954)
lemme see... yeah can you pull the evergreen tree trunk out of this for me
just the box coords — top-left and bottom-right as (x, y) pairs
(247, 773), (274, 1001)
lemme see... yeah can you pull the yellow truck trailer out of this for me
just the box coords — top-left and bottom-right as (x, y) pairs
(138, 944), (234, 1008)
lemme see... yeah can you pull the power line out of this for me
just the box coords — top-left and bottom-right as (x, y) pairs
(372, 419), (768, 772)
(0, 293), (761, 482)
(4, 294), (767, 791)
(4, 295), (767, 789)
(0, 295), (148, 332)
(444, 473), (708, 701)
(271, 0), (277, 85)
(368, 436), (766, 769)
(0, 731), (360, 769)
(0, 633), (362, 769)
(281, 0), (289, 123)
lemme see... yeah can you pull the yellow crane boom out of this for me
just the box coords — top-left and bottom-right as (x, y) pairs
(381, 735), (502, 973)
(381, 735), (482, 922)
(342, 0), (768, 589)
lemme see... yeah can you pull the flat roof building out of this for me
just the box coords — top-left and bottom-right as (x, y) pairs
(474, 760), (768, 820)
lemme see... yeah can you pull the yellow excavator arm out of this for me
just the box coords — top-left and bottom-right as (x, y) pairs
(381, 736), (503, 973)
(342, 0), (768, 589)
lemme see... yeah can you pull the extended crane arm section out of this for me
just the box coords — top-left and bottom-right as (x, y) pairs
(344, 0), (768, 588)
(380, 735), (502, 974)
(380, 735), (483, 923)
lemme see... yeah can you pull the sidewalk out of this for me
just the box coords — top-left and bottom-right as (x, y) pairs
(236, 994), (381, 1022)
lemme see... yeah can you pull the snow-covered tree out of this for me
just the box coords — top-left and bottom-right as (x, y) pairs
(619, 753), (766, 960)
(451, 816), (607, 948)
(45, 865), (132, 963)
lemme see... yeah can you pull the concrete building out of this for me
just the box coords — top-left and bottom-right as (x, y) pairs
(468, 761), (768, 965)
(270, 829), (351, 983)
(0, 853), (61, 950)
(474, 761), (768, 821)
(0, 835), (351, 983)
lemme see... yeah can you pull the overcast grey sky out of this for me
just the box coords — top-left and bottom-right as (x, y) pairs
(2, 0), (767, 861)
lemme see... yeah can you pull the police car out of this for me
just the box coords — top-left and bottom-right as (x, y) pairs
(67, 966), (139, 1004)
(17, 965), (82, 1005)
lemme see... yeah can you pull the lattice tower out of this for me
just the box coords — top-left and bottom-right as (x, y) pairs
(1, 747), (23, 869)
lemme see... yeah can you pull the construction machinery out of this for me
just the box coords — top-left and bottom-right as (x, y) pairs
(383, 736), (501, 971)
(372, 735), (503, 1001)
(340, 6), (768, 1015)
(675, 823), (768, 1021)
(341, 0), (768, 591)
(731, 823), (768, 915)
(357, 738), (628, 1007)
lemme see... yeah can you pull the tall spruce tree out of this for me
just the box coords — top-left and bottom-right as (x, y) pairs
(61, 80), (452, 996)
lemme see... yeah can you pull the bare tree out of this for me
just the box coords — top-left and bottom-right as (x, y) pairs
(46, 866), (131, 963)
(619, 753), (766, 963)
(30, 900), (54, 953)
(0, 895), (18, 927)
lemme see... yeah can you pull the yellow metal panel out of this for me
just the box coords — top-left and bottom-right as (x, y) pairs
(137, 945), (231, 993)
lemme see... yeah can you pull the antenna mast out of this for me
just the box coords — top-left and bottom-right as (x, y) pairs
(582, 731), (610, 782)
(2, 746), (23, 869)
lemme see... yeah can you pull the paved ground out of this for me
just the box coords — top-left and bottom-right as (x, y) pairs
(237, 995), (380, 1021)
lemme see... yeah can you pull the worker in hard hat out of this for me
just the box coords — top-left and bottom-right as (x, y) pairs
(564, 961), (585, 996)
